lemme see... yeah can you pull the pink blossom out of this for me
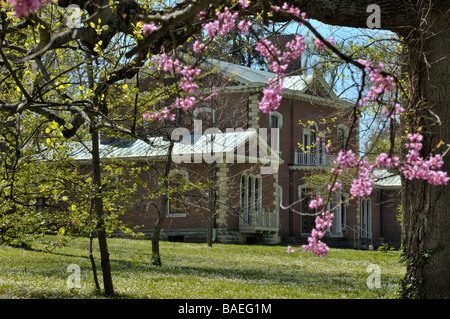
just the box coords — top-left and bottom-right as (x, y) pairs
(179, 66), (202, 94)
(258, 79), (285, 113)
(358, 59), (396, 107)
(350, 178), (374, 197)
(193, 40), (206, 54)
(255, 36), (307, 113)
(161, 107), (175, 121)
(173, 96), (196, 111)
(333, 149), (358, 171)
(401, 133), (449, 185)
(302, 211), (334, 258)
(375, 153), (400, 169)
(144, 54), (201, 120)
(197, 11), (206, 21)
(271, 6), (280, 12)
(308, 198), (324, 209)
(142, 23), (157, 35)
(142, 111), (152, 121)
(156, 53), (182, 74)
(303, 239), (329, 258)
(238, 20), (252, 35)
(255, 39), (281, 67)
(239, 0), (250, 9)
(281, 2), (302, 18)
(327, 183), (342, 192)
(202, 7), (238, 38)
(283, 35), (306, 62)
(286, 246), (296, 254)
(315, 36), (335, 50)
(9, 0), (50, 17)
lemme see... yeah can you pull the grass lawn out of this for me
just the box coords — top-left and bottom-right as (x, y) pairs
(0, 236), (405, 299)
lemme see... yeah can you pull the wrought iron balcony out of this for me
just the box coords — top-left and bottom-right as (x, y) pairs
(293, 150), (336, 166)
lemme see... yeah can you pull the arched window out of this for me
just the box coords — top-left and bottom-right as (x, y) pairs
(255, 176), (262, 212)
(248, 175), (254, 213)
(240, 173), (248, 212)
(270, 111), (282, 152)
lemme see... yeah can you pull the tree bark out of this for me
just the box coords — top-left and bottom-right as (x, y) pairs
(207, 161), (216, 247)
(89, 231), (101, 293)
(151, 138), (175, 265)
(91, 123), (114, 296)
(276, 0), (450, 298)
(270, 0), (411, 33)
(400, 2), (450, 298)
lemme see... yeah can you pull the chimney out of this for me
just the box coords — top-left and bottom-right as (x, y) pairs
(267, 34), (302, 75)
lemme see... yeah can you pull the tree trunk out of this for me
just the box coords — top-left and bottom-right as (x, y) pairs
(89, 231), (101, 293)
(151, 139), (175, 265)
(207, 161), (216, 247)
(91, 124), (114, 296)
(276, 0), (450, 299)
(400, 3), (450, 298)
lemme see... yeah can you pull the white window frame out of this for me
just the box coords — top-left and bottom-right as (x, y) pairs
(361, 197), (372, 239)
(270, 111), (282, 153)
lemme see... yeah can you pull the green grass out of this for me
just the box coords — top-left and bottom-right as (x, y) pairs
(0, 236), (405, 299)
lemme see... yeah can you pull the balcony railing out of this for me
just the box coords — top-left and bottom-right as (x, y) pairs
(293, 150), (336, 166)
(239, 210), (279, 233)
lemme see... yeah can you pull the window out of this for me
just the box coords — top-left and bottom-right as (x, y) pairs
(299, 185), (317, 234)
(241, 174), (249, 224)
(302, 121), (318, 165)
(168, 170), (188, 217)
(331, 192), (348, 236)
(337, 124), (349, 151)
(340, 193), (349, 231)
(255, 176), (262, 212)
(270, 111), (282, 152)
(277, 185), (282, 226)
(361, 197), (372, 239)
(240, 173), (263, 225)
(248, 175), (253, 213)
(240, 174), (248, 212)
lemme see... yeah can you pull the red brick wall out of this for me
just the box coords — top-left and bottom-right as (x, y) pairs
(371, 189), (402, 247)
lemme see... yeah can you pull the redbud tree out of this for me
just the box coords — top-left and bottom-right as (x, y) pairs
(2, 0), (449, 298)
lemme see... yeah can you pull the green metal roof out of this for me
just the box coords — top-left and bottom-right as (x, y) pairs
(373, 169), (401, 189)
(45, 130), (281, 165)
